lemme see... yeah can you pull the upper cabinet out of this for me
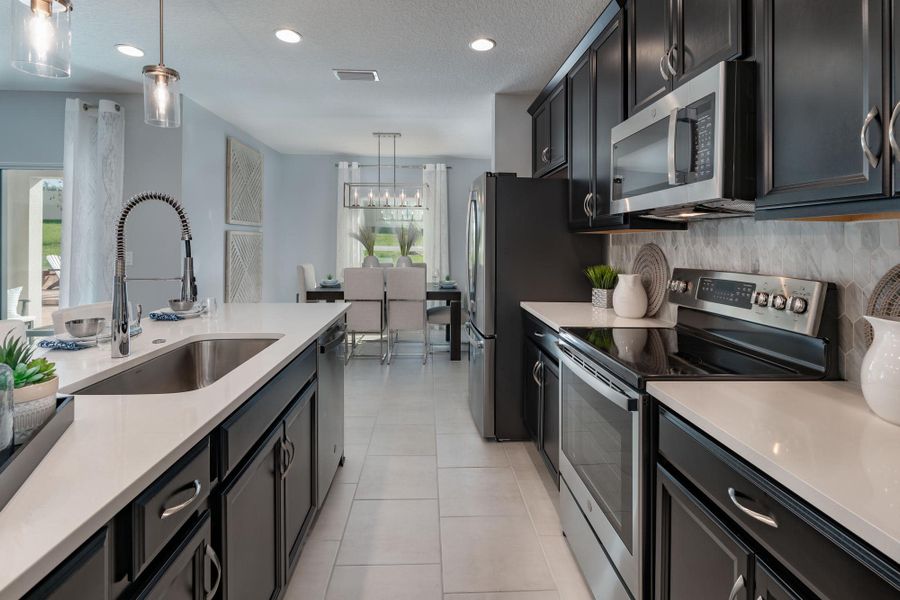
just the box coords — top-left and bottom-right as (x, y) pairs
(755, 0), (900, 219)
(532, 82), (567, 177)
(627, 0), (746, 116)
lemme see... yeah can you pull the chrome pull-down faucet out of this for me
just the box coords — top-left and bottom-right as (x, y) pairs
(112, 192), (197, 358)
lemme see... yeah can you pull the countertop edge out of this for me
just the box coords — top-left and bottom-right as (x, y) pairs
(0, 305), (349, 599)
(648, 381), (900, 566)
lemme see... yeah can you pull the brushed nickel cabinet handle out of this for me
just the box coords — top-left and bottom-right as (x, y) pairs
(728, 487), (778, 528)
(860, 105), (881, 168)
(532, 360), (542, 386)
(541, 147), (551, 164)
(728, 575), (745, 600)
(659, 54), (669, 80)
(583, 193), (593, 217)
(666, 45), (678, 77)
(160, 479), (201, 519)
(889, 102), (900, 161)
(204, 543), (222, 600)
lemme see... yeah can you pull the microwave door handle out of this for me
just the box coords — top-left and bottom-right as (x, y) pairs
(560, 351), (637, 412)
(667, 108), (681, 185)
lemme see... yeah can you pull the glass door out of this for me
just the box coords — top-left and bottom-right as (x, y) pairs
(0, 169), (64, 329)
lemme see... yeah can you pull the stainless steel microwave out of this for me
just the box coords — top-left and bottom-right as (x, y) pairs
(610, 61), (756, 221)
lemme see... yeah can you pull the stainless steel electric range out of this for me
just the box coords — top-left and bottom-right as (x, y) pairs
(556, 268), (839, 600)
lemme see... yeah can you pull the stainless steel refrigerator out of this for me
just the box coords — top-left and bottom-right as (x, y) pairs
(466, 173), (602, 440)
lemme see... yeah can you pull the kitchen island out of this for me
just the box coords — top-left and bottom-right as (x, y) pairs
(0, 302), (348, 599)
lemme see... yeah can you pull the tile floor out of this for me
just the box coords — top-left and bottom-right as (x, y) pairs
(283, 353), (594, 599)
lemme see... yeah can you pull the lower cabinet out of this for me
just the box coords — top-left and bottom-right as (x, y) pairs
(655, 465), (751, 600)
(24, 528), (109, 600)
(522, 313), (561, 483)
(540, 359), (560, 475)
(755, 560), (803, 600)
(284, 383), (317, 573)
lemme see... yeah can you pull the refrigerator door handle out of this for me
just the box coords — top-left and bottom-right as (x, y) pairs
(466, 189), (478, 319)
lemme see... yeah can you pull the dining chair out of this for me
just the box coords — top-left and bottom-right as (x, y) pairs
(6, 286), (35, 327)
(51, 301), (114, 335)
(385, 266), (428, 364)
(343, 267), (386, 363)
(300, 263), (317, 291)
(296, 265), (310, 303)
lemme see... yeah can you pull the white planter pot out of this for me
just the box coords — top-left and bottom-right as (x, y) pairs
(13, 377), (58, 405)
(362, 255), (380, 268)
(612, 274), (648, 319)
(395, 256), (413, 267)
(591, 288), (613, 309)
(861, 316), (900, 425)
(13, 377), (58, 444)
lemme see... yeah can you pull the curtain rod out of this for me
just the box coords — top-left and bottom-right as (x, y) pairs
(81, 102), (121, 112)
(334, 163), (452, 169)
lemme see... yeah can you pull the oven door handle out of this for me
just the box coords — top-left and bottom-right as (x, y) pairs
(560, 351), (637, 412)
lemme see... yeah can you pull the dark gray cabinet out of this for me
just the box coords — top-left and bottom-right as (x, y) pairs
(567, 50), (593, 229)
(24, 528), (109, 600)
(655, 465), (751, 600)
(523, 341), (543, 440)
(522, 313), (560, 482)
(755, 560), (802, 600)
(541, 359), (560, 476)
(756, 0), (886, 215)
(532, 82), (567, 177)
(219, 424), (283, 600)
(628, 0), (745, 116)
(284, 384), (316, 573)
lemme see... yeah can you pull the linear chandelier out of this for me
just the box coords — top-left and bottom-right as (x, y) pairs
(343, 133), (429, 210)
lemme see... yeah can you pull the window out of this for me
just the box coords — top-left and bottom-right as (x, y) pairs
(1, 170), (64, 329)
(362, 209), (426, 266)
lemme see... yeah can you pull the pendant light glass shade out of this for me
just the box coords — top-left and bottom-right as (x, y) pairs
(10, 0), (73, 78)
(142, 65), (181, 127)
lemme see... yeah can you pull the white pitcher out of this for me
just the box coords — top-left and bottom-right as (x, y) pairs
(861, 316), (900, 426)
(613, 274), (649, 319)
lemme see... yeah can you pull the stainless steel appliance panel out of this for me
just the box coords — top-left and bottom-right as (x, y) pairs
(467, 324), (495, 438)
(468, 174), (496, 337)
(317, 321), (345, 505)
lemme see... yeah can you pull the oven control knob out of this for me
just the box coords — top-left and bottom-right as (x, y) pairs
(788, 296), (808, 314)
(754, 292), (770, 307)
(772, 294), (788, 310)
(669, 279), (689, 294)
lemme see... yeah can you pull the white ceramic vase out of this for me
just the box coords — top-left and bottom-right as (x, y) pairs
(612, 274), (648, 319)
(395, 256), (413, 267)
(860, 316), (900, 425)
(362, 255), (380, 267)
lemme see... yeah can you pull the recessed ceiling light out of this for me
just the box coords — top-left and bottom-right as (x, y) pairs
(469, 38), (496, 52)
(275, 29), (302, 44)
(115, 44), (145, 58)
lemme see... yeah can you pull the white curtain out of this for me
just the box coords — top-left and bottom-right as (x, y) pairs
(60, 99), (125, 308)
(423, 164), (450, 279)
(335, 161), (361, 275)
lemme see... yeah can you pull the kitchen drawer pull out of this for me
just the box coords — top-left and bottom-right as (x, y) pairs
(666, 45), (678, 77)
(860, 105), (881, 168)
(532, 360), (542, 386)
(204, 543), (222, 600)
(541, 147), (551, 164)
(889, 102), (900, 161)
(728, 575), (745, 600)
(728, 487), (778, 528)
(533, 331), (545, 338)
(659, 54), (669, 80)
(583, 193), (593, 217)
(160, 480), (202, 519)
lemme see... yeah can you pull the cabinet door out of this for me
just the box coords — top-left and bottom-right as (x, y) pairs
(568, 51), (594, 229)
(533, 104), (550, 176)
(549, 83), (568, 169)
(24, 528), (109, 600)
(540, 357), (560, 478)
(655, 466), (751, 600)
(285, 384), (316, 572)
(673, 0), (743, 84)
(757, 0), (885, 210)
(593, 12), (626, 222)
(220, 425), (283, 600)
(523, 341), (542, 441)
(628, 0), (672, 115)
(755, 560), (803, 600)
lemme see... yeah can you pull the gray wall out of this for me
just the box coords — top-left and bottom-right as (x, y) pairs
(607, 219), (900, 382)
(492, 93), (533, 176)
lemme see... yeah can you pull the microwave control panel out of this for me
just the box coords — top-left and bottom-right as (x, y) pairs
(688, 94), (715, 182)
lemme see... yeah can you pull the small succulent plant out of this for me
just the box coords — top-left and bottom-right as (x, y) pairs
(584, 265), (619, 290)
(0, 333), (57, 389)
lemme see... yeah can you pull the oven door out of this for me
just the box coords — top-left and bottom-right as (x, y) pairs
(559, 346), (641, 597)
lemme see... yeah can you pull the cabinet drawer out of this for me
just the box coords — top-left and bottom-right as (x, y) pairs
(217, 344), (316, 480)
(132, 438), (211, 578)
(658, 408), (900, 599)
(523, 312), (559, 361)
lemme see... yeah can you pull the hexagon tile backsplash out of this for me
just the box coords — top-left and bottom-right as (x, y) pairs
(607, 218), (900, 382)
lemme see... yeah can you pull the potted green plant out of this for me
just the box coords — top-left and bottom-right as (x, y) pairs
(584, 264), (618, 308)
(395, 223), (421, 267)
(350, 226), (379, 267)
(0, 333), (58, 442)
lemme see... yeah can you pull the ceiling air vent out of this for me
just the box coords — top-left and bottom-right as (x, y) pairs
(333, 69), (380, 82)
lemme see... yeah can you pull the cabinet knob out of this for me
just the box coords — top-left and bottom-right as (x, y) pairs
(541, 147), (551, 163)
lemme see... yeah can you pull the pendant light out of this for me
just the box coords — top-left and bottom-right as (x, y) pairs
(143, 0), (181, 128)
(9, 0), (73, 78)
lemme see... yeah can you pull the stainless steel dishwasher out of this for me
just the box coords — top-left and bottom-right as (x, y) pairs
(316, 321), (346, 505)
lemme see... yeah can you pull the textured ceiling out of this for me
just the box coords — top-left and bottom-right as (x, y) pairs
(0, 0), (608, 158)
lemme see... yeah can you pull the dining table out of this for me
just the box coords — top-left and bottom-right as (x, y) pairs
(303, 283), (463, 361)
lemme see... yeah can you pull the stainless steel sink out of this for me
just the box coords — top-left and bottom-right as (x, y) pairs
(77, 338), (277, 395)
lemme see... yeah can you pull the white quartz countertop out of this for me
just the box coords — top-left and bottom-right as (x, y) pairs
(0, 302), (349, 599)
(649, 380), (900, 565)
(520, 301), (673, 331)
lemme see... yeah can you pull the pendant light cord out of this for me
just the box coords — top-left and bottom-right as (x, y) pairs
(158, 0), (165, 66)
